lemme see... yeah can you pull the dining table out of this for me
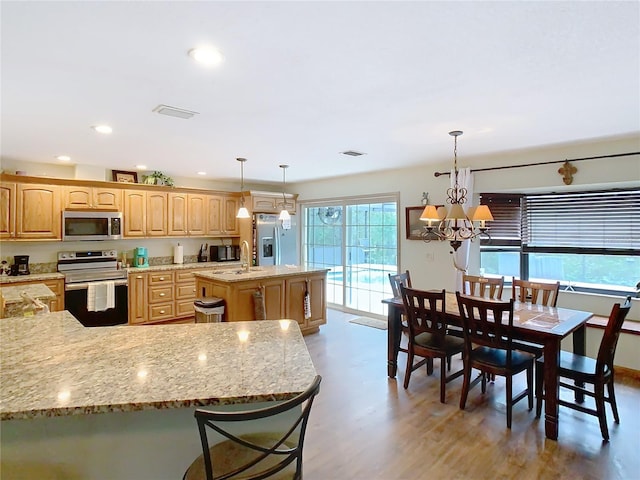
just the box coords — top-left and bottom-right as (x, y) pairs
(382, 292), (593, 441)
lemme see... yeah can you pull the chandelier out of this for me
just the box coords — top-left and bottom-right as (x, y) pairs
(236, 158), (250, 219)
(278, 164), (291, 222)
(419, 130), (493, 251)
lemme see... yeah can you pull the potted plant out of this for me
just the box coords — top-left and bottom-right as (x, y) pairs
(143, 171), (174, 187)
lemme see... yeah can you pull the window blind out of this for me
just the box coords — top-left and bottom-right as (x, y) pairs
(480, 193), (523, 244)
(522, 189), (640, 252)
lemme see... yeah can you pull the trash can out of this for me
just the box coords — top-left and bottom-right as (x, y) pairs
(194, 297), (225, 323)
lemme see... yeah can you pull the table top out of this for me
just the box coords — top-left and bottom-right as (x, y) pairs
(384, 292), (593, 339)
(0, 312), (316, 421)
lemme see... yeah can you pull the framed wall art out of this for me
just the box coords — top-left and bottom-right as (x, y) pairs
(406, 205), (443, 240)
(112, 170), (138, 183)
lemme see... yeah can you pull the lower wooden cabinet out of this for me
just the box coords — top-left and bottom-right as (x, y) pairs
(128, 269), (198, 325)
(1, 278), (65, 313)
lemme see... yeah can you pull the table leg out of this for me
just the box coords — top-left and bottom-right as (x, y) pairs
(387, 304), (402, 378)
(544, 338), (561, 440)
(572, 325), (586, 403)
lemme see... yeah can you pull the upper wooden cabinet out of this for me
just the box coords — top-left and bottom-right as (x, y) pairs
(123, 189), (168, 237)
(250, 191), (297, 214)
(168, 192), (207, 237)
(206, 195), (239, 236)
(15, 183), (61, 240)
(0, 182), (16, 239)
(64, 186), (122, 210)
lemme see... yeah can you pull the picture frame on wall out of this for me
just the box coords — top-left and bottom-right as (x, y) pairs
(112, 170), (138, 183)
(405, 205), (443, 240)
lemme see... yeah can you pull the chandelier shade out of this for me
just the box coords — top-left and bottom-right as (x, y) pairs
(419, 131), (493, 251)
(236, 158), (250, 219)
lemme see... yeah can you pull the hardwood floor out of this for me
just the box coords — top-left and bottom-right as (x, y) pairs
(302, 309), (640, 480)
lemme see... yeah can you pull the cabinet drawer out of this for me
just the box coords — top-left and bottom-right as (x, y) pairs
(148, 272), (174, 285)
(176, 282), (196, 300)
(176, 270), (195, 283)
(149, 303), (174, 321)
(176, 299), (195, 317)
(149, 285), (173, 303)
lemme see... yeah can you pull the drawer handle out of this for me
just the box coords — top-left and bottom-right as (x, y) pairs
(159, 310), (165, 314)
(159, 293), (165, 297)
(159, 277), (165, 281)
(136, 276), (143, 279)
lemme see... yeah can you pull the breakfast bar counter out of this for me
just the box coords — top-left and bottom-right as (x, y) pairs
(1, 311), (316, 479)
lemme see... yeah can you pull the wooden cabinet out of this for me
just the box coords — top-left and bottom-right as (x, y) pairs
(16, 183), (61, 240)
(64, 186), (121, 210)
(0, 182), (16, 239)
(128, 268), (199, 325)
(1, 278), (65, 313)
(206, 194), (240, 236)
(128, 271), (148, 324)
(123, 190), (168, 238)
(196, 269), (326, 334)
(168, 193), (207, 237)
(250, 192), (296, 214)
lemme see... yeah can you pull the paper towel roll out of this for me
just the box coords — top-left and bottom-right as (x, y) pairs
(173, 244), (184, 264)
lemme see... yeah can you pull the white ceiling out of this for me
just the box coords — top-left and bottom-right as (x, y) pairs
(1, 1), (639, 184)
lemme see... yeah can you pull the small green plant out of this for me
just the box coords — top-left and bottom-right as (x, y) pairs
(143, 171), (174, 187)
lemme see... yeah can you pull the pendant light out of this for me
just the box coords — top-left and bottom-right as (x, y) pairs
(236, 158), (250, 219)
(278, 164), (291, 221)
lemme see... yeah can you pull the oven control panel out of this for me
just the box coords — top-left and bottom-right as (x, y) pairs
(58, 250), (118, 261)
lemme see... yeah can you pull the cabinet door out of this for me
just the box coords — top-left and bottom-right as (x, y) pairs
(123, 190), (146, 237)
(93, 187), (122, 210)
(146, 192), (168, 236)
(262, 279), (285, 320)
(128, 272), (148, 324)
(168, 192), (188, 236)
(64, 186), (93, 209)
(252, 195), (278, 213)
(206, 195), (223, 235)
(234, 281), (261, 321)
(306, 275), (326, 328)
(285, 277), (307, 327)
(188, 194), (207, 236)
(223, 196), (239, 235)
(16, 183), (61, 239)
(43, 279), (64, 312)
(0, 182), (16, 239)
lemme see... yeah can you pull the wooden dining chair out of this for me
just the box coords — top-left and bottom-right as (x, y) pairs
(184, 375), (322, 480)
(400, 286), (464, 402)
(462, 274), (504, 300)
(511, 278), (560, 307)
(389, 271), (412, 353)
(535, 297), (631, 441)
(456, 293), (536, 428)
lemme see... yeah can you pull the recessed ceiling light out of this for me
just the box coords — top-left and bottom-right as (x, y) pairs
(188, 46), (225, 67)
(341, 150), (365, 156)
(56, 155), (71, 161)
(197, 171), (207, 176)
(91, 125), (113, 134)
(136, 165), (147, 170)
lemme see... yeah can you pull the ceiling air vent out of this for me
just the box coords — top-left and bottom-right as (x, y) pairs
(152, 104), (199, 119)
(341, 150), (365, 156)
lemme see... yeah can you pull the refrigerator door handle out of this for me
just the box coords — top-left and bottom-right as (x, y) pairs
(274, 225), (281, 265)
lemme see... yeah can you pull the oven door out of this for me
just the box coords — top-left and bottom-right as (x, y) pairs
(65, 280), (128, 327)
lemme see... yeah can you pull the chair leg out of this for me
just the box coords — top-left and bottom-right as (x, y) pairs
(447, 355), (452, 371)
(607, 378), (620, 424)
(527, 364), (533, 411)
(426, 358), (434, 375)
(403, 350), (414, 389)
(595, 382), (609, 441)
(481, 371), (487, 394)
(459, 361), (472, 409)
(535, 362), (544, 418)
(440, 357), (446, 404)
(506, 374), (513, 429)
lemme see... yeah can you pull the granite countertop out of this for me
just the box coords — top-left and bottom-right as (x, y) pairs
(125, 261), (242, 274)
(1, 283), (56, 305)
(0, 312), (316, 421)
(193, 265), (330, 283)
(0, 272), (64, 285)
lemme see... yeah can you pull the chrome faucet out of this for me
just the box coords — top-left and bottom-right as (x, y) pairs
(240, 241), (251, 272)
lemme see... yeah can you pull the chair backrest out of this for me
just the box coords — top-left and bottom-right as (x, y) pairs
(456, 292), (516, 353)
(596, 297), (632, 375)
(462, 274), (504, 300)
(511, 278), (560, 307)
(389, 270), (412, 298)
(400, 286), (447, 344)
(192, 375), (322, 480)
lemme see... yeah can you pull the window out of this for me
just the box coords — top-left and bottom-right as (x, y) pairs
(480, 189), (639, 295)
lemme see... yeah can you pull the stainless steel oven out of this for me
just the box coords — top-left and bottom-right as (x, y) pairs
(58, 250), (128, 327)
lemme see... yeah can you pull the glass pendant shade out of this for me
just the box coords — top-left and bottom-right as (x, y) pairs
(236, 157), (250, 219)
(236, 205), (250, 219)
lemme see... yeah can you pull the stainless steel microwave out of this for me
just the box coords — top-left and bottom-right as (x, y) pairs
(62, 211), (123, 241)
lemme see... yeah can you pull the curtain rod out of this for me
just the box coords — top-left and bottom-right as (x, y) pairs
(433, 151), (640, 177)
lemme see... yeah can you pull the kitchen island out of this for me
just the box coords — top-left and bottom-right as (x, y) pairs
(194, 265), (329, 334)
(1, 311), (316, 479)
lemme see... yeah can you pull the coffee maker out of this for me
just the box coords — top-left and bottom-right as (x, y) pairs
(13, 255), (30, 275)
(133, 247), (149, 268)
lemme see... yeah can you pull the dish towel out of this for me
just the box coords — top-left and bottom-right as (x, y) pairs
(253, 290), (266, 320)
(304, 281), (311, 320)
(87, 281), (115, 312)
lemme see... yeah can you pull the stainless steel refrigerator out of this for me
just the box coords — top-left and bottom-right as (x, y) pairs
(254, 213), (299, 266)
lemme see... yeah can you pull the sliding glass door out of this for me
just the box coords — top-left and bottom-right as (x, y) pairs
(303, 196), (398, 316)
